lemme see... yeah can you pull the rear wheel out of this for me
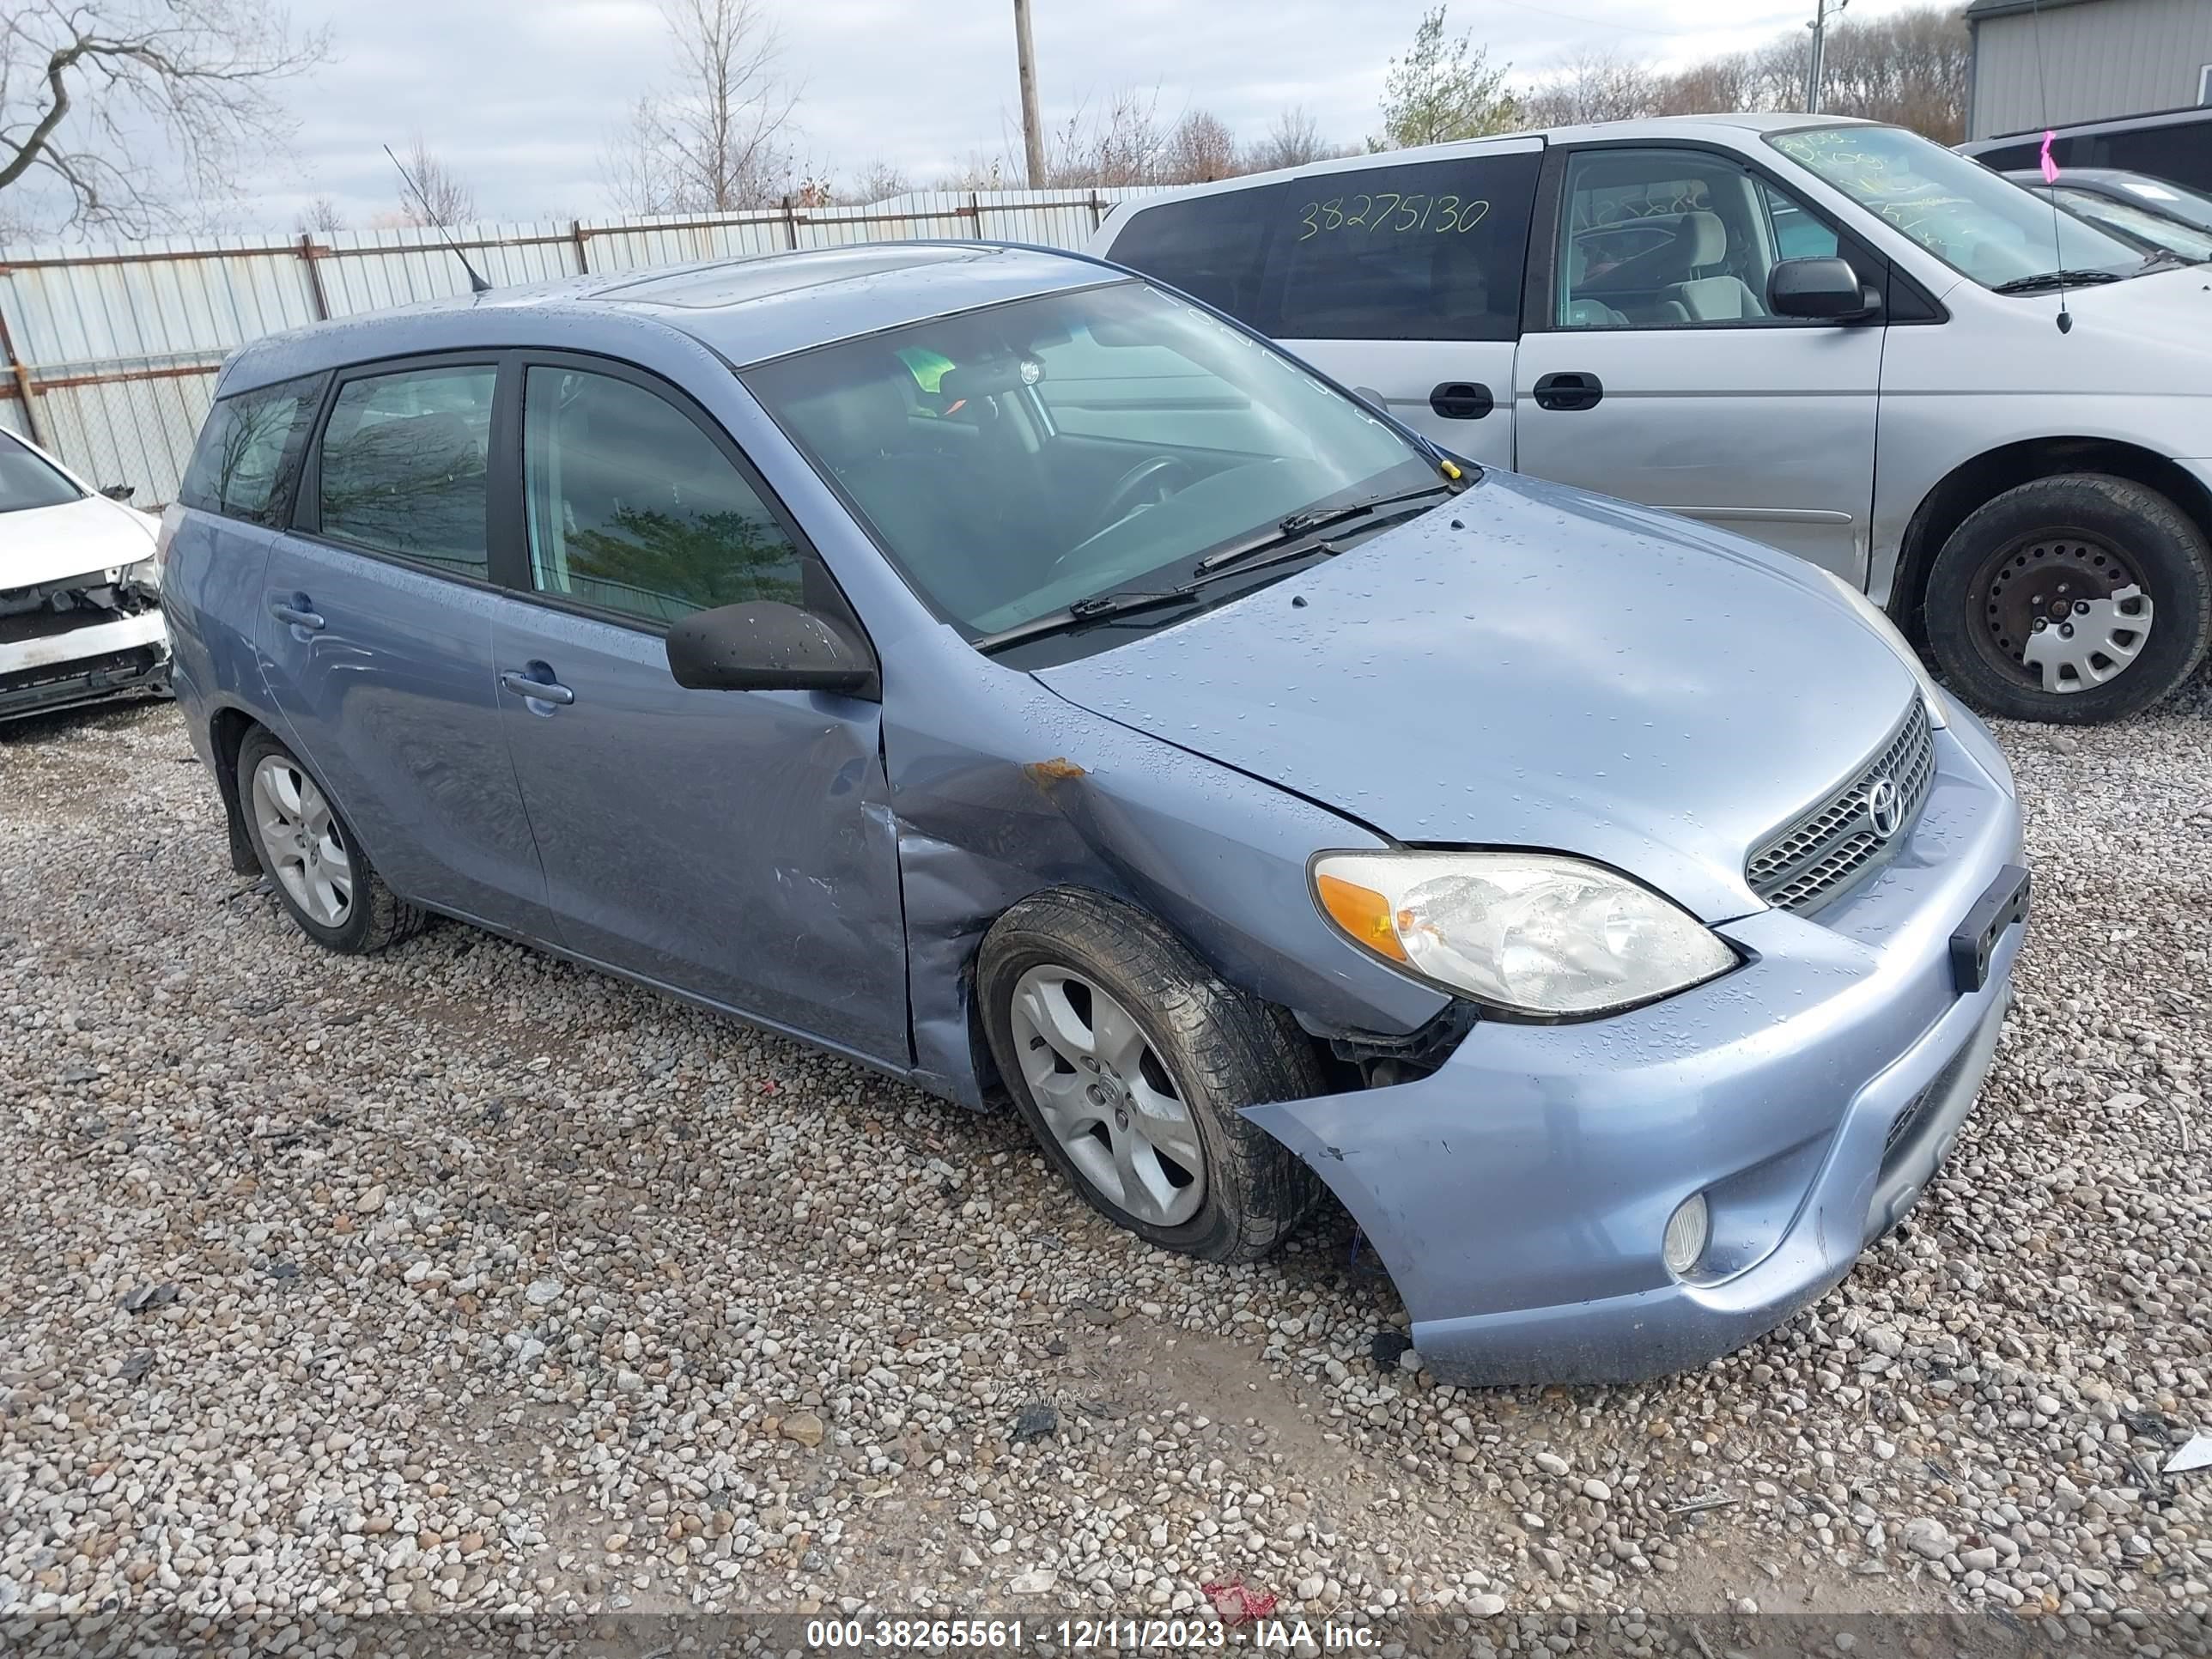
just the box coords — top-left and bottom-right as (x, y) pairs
(978, 889), (1323, 1263)
(1924, 473), (2211, 724)
(238, 728), (425, 954)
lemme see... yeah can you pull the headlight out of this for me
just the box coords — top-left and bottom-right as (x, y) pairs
(1813, 567), (1947, 728)
(1311, 851), (1737, 1018)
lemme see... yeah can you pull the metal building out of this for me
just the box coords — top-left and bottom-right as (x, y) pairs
(1967, 0), (2212, 140)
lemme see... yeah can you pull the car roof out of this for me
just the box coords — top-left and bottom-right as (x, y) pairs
(217, 242), (1115, 398)
(1100, 114), (1877, 210)
(1961, 103), (2212, 149)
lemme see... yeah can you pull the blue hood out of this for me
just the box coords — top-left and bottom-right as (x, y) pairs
(1036, 472), (1920, 922)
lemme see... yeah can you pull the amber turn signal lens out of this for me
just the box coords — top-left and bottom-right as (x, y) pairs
(1315, 872), (1408, 963)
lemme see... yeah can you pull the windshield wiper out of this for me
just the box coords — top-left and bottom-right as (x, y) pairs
(1190, 482), (1456, 578)
(972, 587), (1207, 653)
(1990, 268), (2128, 294)
(974, 483), (1458, 655)
(2136, 248), (2202, 273)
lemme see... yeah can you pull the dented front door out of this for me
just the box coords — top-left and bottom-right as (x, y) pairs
(489, 594), (908, 1066)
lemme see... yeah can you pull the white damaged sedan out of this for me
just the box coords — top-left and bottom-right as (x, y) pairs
(0, 428), (169, 724)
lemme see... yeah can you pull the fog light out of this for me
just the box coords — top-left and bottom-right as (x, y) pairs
(1662, 1193), (1710, 1278)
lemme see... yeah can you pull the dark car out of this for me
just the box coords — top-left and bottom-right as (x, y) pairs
(1961, 106), (2212, 194)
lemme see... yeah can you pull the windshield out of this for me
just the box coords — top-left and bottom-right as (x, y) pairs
(2098, 173), (2212, 237)
(0, 433), (84, 514)
(1769, 125), (2141, 287)
(2049, 186), (2212, 262)
(744, 280), (1433, 642)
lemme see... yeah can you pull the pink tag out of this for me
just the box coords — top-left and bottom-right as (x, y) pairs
(2040, 131), (2060, 184)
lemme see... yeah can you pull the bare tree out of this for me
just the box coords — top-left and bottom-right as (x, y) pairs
(846, 157), (911, 204)
(1161, 108), (1238, 184)
(936, 150), (1008, 192)
(293, 191), (343, 234)
(602, 94), (679, 216)
(0, 0), (328, 237)
(1244, 104), (1335, 173)
(1043, 84), (1170, 187)
(1516, 47), (1658, 128)
(608, 0), (799, 215)
(395, 135), (475, 228)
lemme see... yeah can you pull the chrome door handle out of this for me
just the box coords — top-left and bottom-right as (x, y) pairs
(269, 599), (324, 630)
(500, 669), (574, 706)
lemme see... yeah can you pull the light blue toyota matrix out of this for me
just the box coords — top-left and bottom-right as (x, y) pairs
(160, 244), (2028, 1383)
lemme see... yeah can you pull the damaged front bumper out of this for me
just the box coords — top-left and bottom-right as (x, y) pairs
(1, 569), (170, 723)
(1245, 720), (2027, 1387)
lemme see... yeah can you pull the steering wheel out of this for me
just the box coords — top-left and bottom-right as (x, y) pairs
(1084, 455), (1194, 543)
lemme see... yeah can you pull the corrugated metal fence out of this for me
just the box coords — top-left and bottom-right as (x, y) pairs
(0, 187), (1161, 506)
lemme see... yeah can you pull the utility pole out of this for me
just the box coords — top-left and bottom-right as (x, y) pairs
(1803, 0), (1847, 112)
(1013, 0), (1047, 189)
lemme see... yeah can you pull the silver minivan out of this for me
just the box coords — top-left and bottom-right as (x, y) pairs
(1089, 113), (2212, 724)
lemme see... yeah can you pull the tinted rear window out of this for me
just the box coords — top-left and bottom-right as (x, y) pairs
(1105, 183), (1285, 329)
(1272, 152), (1540, 342)
(179, 374), (323, 526)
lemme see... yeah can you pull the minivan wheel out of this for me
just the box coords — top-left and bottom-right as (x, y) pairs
(1925, 474), (2211, 724)
(977, 889), (1324, 1264)
(237, 728), (426, 954)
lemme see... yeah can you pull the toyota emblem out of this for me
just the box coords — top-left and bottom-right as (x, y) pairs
(1865, 775), (1901, 841)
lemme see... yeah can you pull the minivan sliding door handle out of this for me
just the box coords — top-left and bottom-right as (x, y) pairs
(268, 596), (325, 632)
(1532, 372), (1604, 411)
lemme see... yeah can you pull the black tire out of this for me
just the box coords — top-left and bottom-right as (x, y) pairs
(1924, 473), (2211, 724)
(236, 727), (427, 954)
(977, 888), (1324, 1263)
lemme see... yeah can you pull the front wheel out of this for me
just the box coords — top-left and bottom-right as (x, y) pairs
(1923, 473), (2211, 724)
(977, 889), (1324, 1263)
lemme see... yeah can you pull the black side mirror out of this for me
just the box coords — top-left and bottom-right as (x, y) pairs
(100, 483), (137, 501)
(665, 600), (879, 699)
(1767, 258), (1878, 321)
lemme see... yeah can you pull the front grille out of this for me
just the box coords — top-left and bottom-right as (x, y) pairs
(1747, 700), (1936, 914)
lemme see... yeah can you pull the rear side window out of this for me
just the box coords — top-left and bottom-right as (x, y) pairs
(316, 364), (496, 578)
(179, 374), (322, 526)
(1106, 184), (1285, 328)
(1271, 153), (1540, 342)
(2094, 118), (2212, 192)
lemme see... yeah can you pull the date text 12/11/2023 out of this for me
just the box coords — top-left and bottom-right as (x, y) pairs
(801, 1618), (1382, 1651)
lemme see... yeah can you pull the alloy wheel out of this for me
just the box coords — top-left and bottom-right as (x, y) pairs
(1007, 966), (1206, 1228)
(250, 754), (355, 928)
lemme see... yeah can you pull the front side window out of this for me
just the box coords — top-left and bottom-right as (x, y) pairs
(1556, 148), (1844, 329)
(0, 433), (83, 514)
(1272, 153), (1539, 342)
(317, 365), (495, 576)
(179, 374), (322, 526)
(1770, 124), (2141, 288)
(522, 367), (805, 625)
(744, 280), (1435, 650)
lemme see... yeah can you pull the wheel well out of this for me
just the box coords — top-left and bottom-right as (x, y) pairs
(209, 707), (263, 876)
(1890, 439), (2212, 643)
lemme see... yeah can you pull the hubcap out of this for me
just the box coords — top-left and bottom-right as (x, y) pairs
(250, 755), (355, 928)
(1008, 967), (1205, 1228)
(1972, 533), (2153, 694)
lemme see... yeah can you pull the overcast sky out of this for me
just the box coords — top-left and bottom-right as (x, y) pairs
(258, 0), (1931, 228)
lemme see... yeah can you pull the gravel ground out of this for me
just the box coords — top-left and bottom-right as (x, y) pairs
(3, 691), (2210, 1639)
